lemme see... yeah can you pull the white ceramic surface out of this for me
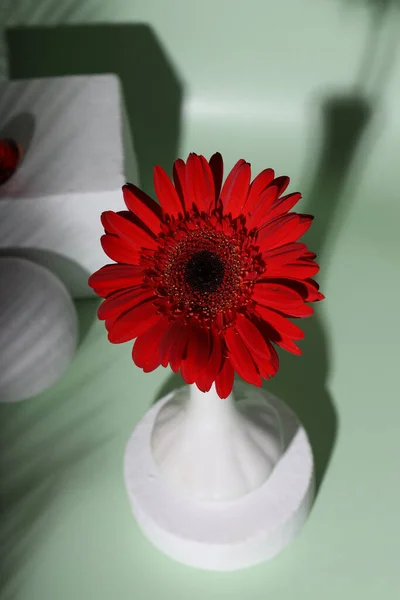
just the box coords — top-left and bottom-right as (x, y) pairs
(0, 75), (136, 298)
(151, 383), (283, 502)
(124, 382), (314, 571)
(0, 257), (78, 403)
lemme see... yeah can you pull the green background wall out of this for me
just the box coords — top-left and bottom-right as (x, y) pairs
(1, 1), (400, 599)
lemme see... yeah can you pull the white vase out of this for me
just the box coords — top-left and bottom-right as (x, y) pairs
(124, 381), (314, 571)
(151, 382), (283, 502)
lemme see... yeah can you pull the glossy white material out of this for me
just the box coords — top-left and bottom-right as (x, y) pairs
(0, 257), (78, 403)
(124, 382), (314, 571)
(151, 383), (282, 502)
(0, 75), (136, 298)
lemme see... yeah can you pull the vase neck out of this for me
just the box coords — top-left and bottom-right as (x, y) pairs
(185, 383), (237, 422)
(151, 383), (283, 502)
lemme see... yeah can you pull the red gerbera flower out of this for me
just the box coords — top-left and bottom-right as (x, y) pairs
(0, 139), (21, 185)
(89, 153), (323, 398)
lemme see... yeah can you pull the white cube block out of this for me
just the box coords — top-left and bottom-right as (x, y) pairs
(0, 75), (137, 298)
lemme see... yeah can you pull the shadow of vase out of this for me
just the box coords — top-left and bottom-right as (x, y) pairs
(263, 315), (332, 491)
(269, 91), (375, 491)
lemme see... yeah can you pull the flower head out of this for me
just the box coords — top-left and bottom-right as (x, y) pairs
(89, 153), (323, 398)
(0, 139), (21, 185)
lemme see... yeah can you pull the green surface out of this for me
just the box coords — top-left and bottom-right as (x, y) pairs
(1, 0), (400, 598)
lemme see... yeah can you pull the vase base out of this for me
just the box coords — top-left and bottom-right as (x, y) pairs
(124, 385), (314, 571)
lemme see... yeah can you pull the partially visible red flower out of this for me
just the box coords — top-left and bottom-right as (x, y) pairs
(0, 139), (21, 185)
(89, 153), (324, 398)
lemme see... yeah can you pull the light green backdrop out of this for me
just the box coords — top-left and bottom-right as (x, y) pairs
(1, 1), (400, 599)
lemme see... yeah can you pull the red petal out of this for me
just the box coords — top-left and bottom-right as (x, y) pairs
(281, 304), (314, 317)
(159, 319), (188, 369)
(269, 176), (290, 197)
(100, 234), (140, 265)
(255, 305), (305, 340)
(245, 168), (275, 212)
(266, 340), (280, 373)
(304, 252), (317, 261)
(206, 329), (223, 379)
(88, 264), (144, 298)
(159, 319), (181, 367)
(266, 192), (302, 221)
(215, 357), (234, 399)
(252, 352), (277, 379)
(170, 324), (191, 372)
(262, 261), (320, 279)
(235, 314), (277, 379)
(195, 376), (213, 393)
(107, 299), (159, 343)
(252, 282), (304, 309)
(219, 159), (245, 201)
(183, 321), (211, 376)
(180, 357), (196, 384)
(132, 318), (170, 372)
(195, 328), (222, 392)
(199, 154), (216, 211)
(276, 338), (302, 355)
(260, 317), (302, 355)
(122, 183), (162, 234)
(153, 165), (183, 217)
(172, 158), (187, 210)
(209, 152), (224, 202)
(224, 327), (262, 387)
(302, 278), (324, 302)
(221, 160), (251, 217)
(263, 242), (309, 264)
(261, 277), (322, 304)
(98, 287), (151, 320)
(105, 314), (119, 333)
(253, 312), (302, 356)
(185, 153), (215, 212)
(101, 211), (157, 250)
(246, 185), (279, 229)
(257, 213), (314, 248)
(246, 176), (289, 226)
(234, 313), (271, 360)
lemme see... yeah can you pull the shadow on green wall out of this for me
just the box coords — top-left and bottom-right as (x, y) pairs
(6, 24), (184, 195)
(304, 93), (375, 266)
(342, 0), (400, 94)
(1, 24), (183, 599)
(275, 92), (375, 493)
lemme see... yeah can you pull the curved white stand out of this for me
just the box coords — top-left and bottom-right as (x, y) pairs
(124, 382), (314, 571)
(0, 257), (78, 403)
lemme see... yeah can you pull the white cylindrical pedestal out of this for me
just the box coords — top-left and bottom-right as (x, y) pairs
(0, 257), (78, 403)
(124, 382), (314, 571)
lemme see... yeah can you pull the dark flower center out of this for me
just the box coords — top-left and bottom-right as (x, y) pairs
(184, 250), (225, 293)
(146, 208), (266, 324)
